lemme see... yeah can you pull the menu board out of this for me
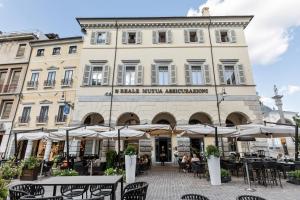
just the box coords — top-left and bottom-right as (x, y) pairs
(139, 139), (152, 156)
(176, 137), (190, 158)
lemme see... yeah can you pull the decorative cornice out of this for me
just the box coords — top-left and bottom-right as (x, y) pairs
(154, 59), (173, 63)
(89, 60), (108, 64)
(47, 66), (59, 70)
(40, 100), (53, 104)
(187, 59), (206, 64)
(122, 59), (140, 64)
(31, 68), (43, 72)
(220, 59), (239, 64)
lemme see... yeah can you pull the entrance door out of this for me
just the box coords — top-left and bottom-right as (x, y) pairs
(155, 137), (172, 162)
(190, 138), (204, 155)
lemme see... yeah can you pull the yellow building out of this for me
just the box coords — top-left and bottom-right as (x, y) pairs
(11, 36), (82, 160)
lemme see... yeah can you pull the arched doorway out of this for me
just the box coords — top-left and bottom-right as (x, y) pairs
(152, 112), (176, 127)
(83, 113), (104, 125)
(225, 112), (250, 127)
(189, 112), (212, 125)
(116, 112), (140, 126)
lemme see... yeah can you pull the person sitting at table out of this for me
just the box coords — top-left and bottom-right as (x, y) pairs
(191, 154), (200, 162)
(277, 153), (284, 161)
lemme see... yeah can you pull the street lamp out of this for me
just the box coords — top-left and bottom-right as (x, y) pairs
(217, 88), (227, 105)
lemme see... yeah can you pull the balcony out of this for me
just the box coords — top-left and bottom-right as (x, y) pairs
(61, 79), (72, 87)
(55, 115), (67, 124)
(0, 84), (18, 93)
(27, 81), (38, 89)
(18, 116), (30, 124)
(43, 80), (55, 88)
(36, 116), (48, 124)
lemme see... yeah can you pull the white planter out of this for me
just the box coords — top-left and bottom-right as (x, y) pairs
(125, 155), (136, 183)
(207, 156), (221, 185)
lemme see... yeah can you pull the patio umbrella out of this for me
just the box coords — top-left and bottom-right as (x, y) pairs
(179, 126), (237, 137)
(50, 127), (99, 139)
(98, 128), (147, 139)
(17, 131), (49, 141)
(235, 125), (298, 138)
(127, 124), (171, 131)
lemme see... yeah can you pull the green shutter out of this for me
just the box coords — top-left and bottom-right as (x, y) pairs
(238, 64), (246, 84)
(218, 64), (225, 84)
(167, 30), (172, 43)
(185, 64), (191, 85)
(122, 31), (127, 44)
(105, 32), (111, 44)
(230, 30), (237, 43)
(136, 65), (143, 85)
(117, 64), (124, 85)
(170, 65), (176, 85)
(215, 30), (221, 43)
(152, 31), (158, 44)
(204, 64), (211, 84)
(90, 32), (96, 45)
(151, 64), (157, 85)
(136, 31), (142, 44)
(184, 30), (189, 43)
(102, 65), (109, 85)
(82, 65), (91, 86)
(198, 30), (204, 43)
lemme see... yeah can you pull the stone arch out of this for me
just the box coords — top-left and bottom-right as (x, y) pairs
(116, 112), (140, 126)
(82, 112), (104, 125)
(225, 112), (250, 126)
(189, 112), (213, 125)
(152, 112), (176, 127)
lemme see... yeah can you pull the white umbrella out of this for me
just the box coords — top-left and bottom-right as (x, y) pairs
(17, 131), (49, 141)
(98, 128), (146, 139)
(50, 127), (99, 139)
(180, 126), (237, 137)
(235, 125), (297, 138)
(127, 124), (171, 131)
(86, 125), (111, 132)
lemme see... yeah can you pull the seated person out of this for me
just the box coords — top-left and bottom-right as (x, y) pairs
(182, 154), (188, 163)
(191, 154), (200, 162)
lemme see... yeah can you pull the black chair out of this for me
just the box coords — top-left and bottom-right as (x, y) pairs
(178, 160), (187, 172)
(9, 189), (29, 200)
(60, 185), (89, 199)
(90, 184), (113, 200)
(236, 195), (266, 200)
(123, 182), (148, 194)
(10, 184), (45, 200)
(181, 194), (210, 200)
(21, 195), (63, 200)
(122, 183), (148, 200)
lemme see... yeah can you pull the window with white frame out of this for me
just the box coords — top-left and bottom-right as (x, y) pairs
(191, 65), (203, 85)
(215, 30), (236, 43)
(20, 107), (31, 123)
(158, 31), (167, 43)
(0, 100), (13, 119)
(36, 49), (44, 56)
(125, 66), (136, 85)
(96, 32), (107, 44)
(52, 47), (61, 55)
(16, 44), (26, 57)
(127, 32), (136, 44)
(189, 31), (198, 43)
(224, 66), (236, 85)
(91, 66), (103, 86)
(68, 46), (77, 54)
(158, 66), (169, 85)
(31, 72), (39, 82)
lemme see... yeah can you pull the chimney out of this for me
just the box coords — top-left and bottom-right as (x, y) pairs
(202, 7), (210, 16)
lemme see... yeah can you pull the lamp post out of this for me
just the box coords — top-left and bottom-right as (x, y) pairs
(216, 88), (227, 151)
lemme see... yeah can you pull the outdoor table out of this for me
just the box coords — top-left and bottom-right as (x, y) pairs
(32, 175), (123, 200)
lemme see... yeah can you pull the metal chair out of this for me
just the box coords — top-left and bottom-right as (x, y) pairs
(21, 195), (64, 200)
(60, 184), (89, 199)
(122, 182), (148, 200)
(9, 189), (30, 200)
(181, 194), (210, 200)
(123, 182), (148, 194)
(236, 195), (266, 200)
(10, 184), (45, 197)
(90, 184), (113, 200)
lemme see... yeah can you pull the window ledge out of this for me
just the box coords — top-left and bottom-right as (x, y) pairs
(36, 122), (47, 125)
(55, 121), (66, 125)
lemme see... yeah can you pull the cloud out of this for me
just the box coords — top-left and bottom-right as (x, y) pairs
(279, 85), (300, 95)
(187, 0), (300, 65)
(260, 96), (275, 108)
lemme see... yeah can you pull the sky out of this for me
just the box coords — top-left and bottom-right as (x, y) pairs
(0, 0), (299, 113)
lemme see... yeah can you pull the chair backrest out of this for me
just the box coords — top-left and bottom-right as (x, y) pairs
(237, 195), (266, 200)
(122, 184), (148, 200)
(181, 194), (210, 200)
(61, 184), (89, 194)
(21, 195), (64, 200)
(90, 184), (113, 192)
(123, 182), (148, 194)
(11, 184), (32, 194)
(9, 189), (30, 200)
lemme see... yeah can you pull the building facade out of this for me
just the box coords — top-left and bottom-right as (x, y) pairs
(73, 14), (262, 163)
(0, 33), (39, 157)
(10, 37), (82, 159)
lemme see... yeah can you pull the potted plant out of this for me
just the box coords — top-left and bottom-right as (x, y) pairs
(221, 168), (231, 183)
(53, 169), (79, 176)
(0, 158), (22, 180)
(0, 179), (10, 200)
(106, 150), (117, 168)
(124, 145), (137, 183)
(205, 145), (221, 185)
(287, 170), (300, 185)
(20, 156), (41, 181)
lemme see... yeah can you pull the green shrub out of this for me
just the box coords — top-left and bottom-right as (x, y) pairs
(124, 145), (136, 156)
(23, 156), (40, 170)
(221, 168), (230, 178)
(0, 179), (9, 200)
(106, 150), (117, 168)
(288, 170), (300, 180)
(205, 145), (220, 158)
(0, 158), (22, 180)
(104, 167), (125, 177)
(53, 169), (78, 176)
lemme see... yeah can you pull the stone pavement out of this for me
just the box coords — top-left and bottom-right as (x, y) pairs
(10, 164), (299, 200)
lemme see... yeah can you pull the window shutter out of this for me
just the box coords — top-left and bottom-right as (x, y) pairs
(105, 32), (111, 44)
(204, 64), (211, 84)
(237, 64), (246, 84)
(185, 64), (191, 85)
(230, 30), (237, 43)
(82, 65), (91, 86)
(184, 30), (189, 43)
(218, 64), (225, 84)
(90, 32), (96, 45)
(102, 65), (110, 85)
(215, 30), (221, 43)
(170, 65), (176, 85)
(122, 31), (127, 44)
(152, 31), (158, 44)
(117, 64), (124, 85)
(136, 65), (143, 85)
(167, 30), (172, 43)
(198, 30), (204, 43)
(136, 31), (142, 44)
(151, 64), (157, 85)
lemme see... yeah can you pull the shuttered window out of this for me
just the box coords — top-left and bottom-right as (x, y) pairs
(125, 66), (136, 85)
(184, 30), (205, 43)
(191, 66), (203, 85)
(122, 31), (142, 44)
(218, 64), (246, 85)
(90, 32), (111, 45)
(83, 65), (109, 86)
(158, 66), (169, 85)
(91, 66), (103, 86)
(0, 100), (13, 119)
(16, 44), (26, 57)
(215, 30), (237, 43)
(117, 64), (143, 85)
(153, 30), (172, 44)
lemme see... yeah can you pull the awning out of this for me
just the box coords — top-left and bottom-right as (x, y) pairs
(98, 128), (147, 139)
(17, 131), (49, 141)
(127, 124), (171, 131)
(179, 126), (237, 138)
(50, 127), (99, 139)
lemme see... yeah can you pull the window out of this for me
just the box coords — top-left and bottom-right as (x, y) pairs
(68, 46), (77, 54)
(38, 106), (49, 123)
(0, 101), (13, 119)
(158, 66), (169, 85)
(16, 44), (26, 57)
(36, 49), (44, 56)
(44, 71), (56, 87)
(128, 32), (136, 44)
(158, 31), (167, 43)
(30, 72), (39, 82)
(0, 71), (7, 92)
(8, 69), (21, 92)
(20, 107), (31, 123)
(189, 31), (198, 43)
(96, 32), (107, 44)
(220, 31), (230, 42)
(56, 105), (66, 122)
(62, 70), (73, 86)
(52, 47), (61, 55)
(224, 66), (236, 85)
(191, 66), (203, 85)
(91, 66), (102, 86)
(125, 66), (136, 85)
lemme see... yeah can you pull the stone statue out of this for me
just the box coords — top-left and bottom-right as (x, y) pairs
(274, 85), (278, 96)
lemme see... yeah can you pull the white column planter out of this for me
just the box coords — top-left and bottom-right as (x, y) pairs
(125, 155), (136, 183)
(207, 156), (221, 185)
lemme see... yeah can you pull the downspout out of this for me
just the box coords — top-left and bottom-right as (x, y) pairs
(4, 42), (34, 158)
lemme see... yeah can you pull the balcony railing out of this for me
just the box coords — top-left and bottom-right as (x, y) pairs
(61, 79), (72, 87)
(27, 81), (38, 89)
(36, 115), (48, 124)
(0, 84), (18, 93)
(18, 116), (30, 124)
(55, 115), (67, 123)
(43, 80), (55, 88)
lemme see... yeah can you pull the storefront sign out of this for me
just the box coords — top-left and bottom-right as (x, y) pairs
(114, 88), (208, 94)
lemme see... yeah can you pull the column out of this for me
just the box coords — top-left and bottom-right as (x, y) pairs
(43, 140), (52, 161)
(24, 140), (33, 159)
(92, 139), (96, 154)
